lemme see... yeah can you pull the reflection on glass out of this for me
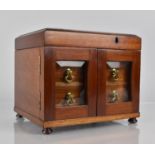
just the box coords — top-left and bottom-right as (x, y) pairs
(56, 61), (85, 67)
(55, 61), (87, 107)
(106, 61), (131, 103)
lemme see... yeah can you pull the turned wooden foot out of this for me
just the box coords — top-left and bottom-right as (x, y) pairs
(16, 113), (23, 118)
(42, 128), (53, 135)
(128, 118), (137, 124)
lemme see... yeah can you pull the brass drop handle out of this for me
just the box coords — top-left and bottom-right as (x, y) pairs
(111, 90), (118, 103)
(111, 68), (119, 81)
(64, 68), (73, 83)
(65, 92), (74, 105)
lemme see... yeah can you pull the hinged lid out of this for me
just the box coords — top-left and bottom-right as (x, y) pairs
(15, 28), (141, 50)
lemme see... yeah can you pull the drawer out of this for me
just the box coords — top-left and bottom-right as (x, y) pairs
(56, 64), (84, 83)
(106, 61), (131, 104)
(106, 61), (131, 83)
(106, 85), (131, 104)
(55, 83), (85, 107)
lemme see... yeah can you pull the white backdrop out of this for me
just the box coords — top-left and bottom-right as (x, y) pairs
(0, 11), (154, 103)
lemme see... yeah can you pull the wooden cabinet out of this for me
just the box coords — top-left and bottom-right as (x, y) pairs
(15, 28), (141, 134)
(44, 47), (97, 120)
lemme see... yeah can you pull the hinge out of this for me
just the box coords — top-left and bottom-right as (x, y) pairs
(38, 55), (41, 110)
(38, 55), (41, 74)
(39, 91), (41, 110)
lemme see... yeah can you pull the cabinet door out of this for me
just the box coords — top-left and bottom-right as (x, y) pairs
(44, 47), (97, 120)
(97, 49), (140, 116)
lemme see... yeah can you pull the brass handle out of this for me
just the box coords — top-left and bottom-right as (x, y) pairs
(65, 92), (74, 105)
(64, 68), (73, 83)
(111, 68), (119, 81)
(111, 90), (118, 103)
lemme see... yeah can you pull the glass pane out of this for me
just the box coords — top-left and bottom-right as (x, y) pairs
(106, 61), (131, 104)
(55, 61), (87, 107)
(56, 61), (85, 67)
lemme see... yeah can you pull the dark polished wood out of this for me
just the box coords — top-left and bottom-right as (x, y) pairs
(15, 28), (141, 134)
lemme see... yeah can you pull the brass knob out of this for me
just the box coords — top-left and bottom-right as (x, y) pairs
(111, 68), (119, 81)
(65, 92), (74, 105)
(64, 68), (73, 83)
(110, 90), (118, 103)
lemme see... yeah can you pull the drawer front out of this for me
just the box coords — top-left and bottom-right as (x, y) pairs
(106, 85), (130, 104)
(106, 61), (131, 83)
(97, 49), (140, 116)
(44, 47), (97, 121)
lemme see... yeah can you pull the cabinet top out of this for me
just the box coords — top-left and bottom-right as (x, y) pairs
(15, 28), (141, 50)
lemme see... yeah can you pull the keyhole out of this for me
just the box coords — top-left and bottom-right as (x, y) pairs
(115, 37), (119, 43)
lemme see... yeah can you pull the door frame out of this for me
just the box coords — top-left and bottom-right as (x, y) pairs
(44, 47), (97, 120)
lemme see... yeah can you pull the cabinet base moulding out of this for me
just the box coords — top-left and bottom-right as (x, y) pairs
(15, 107), (139, 128)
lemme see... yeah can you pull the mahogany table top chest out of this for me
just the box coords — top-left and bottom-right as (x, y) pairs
(15, 28), (141, 134)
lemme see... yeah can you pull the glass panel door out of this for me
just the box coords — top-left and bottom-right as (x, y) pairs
(97, 49), (140, 116)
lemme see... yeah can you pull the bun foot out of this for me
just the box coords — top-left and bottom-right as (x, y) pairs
(16, 113), (23, 118)
(128, 118), (137, 124)
(42, 128), (53, 135)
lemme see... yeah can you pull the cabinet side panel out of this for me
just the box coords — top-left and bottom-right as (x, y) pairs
(15, 48), (41, 118)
